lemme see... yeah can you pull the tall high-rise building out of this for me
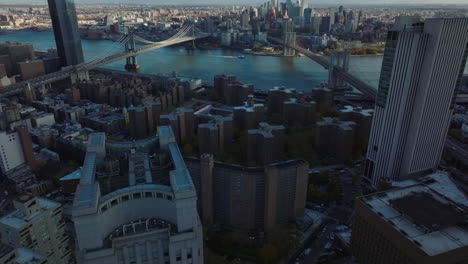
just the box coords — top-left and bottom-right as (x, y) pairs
(240, 10), (250, 29)
(328, 7), (336, 30)
(365, 18), (468, 187)
(48, 0), (84, 66)
(270, 0), (278, 9)
(303, 8), (313, 26)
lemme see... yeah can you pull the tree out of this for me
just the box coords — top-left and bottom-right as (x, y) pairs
(183, 143), (193, 154)
(266, 226), (299, 259)
(308, 184), (323, 202)
(258, 244), (279, 264)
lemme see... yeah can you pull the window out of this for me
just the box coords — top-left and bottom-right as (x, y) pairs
(145, 192), (153, 198)
(122, 195), (129, 201)
(156, 193), (163, 198)
(167, 195), (172, 201)
(187, 248), (192, 259)
(133, 193), (141, 199)
(140, 244), (148, 262)
(110, 199), (118, 207)
(176, 249), (182, 261)
(128, 245), (136, 262)
(151, 242), (159, 259)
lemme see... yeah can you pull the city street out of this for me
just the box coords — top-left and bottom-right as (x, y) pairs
(295, 223), (338, 264)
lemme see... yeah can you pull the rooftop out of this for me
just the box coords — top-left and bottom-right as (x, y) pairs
(360, 172), (468, 256)
(0, 243), (13, 258)
(0, 198), (60, 230)
(16, 248), (45, 264)
(270, 86), (296, 94)
(60, 168), (82, 181)
(340, 105), (374, 117)
(389, 192), (464, 232)
(317, 117), (356, 131)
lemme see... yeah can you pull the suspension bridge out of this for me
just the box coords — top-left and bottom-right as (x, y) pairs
(268, 36), (378, 99)
(0, 24), (209, 97)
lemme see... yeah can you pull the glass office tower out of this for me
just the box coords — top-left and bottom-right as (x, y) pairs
(48, 0), (84, 67)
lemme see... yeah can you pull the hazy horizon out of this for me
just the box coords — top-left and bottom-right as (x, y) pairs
(0, 0), (467, 6)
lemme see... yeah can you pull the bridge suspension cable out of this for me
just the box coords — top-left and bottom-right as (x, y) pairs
(86, 34), (129, 63)
(0, 25), (210, 97)
(83, 35), (131, 68)
(133, 24), (194, 45)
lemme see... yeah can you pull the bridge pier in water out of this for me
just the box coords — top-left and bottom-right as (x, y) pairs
(124, 34), (141, 72)
(328, 51), (350, 88)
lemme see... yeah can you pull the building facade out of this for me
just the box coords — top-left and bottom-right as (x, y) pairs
(247, 122), (286, 166)
(72, 130), (203, 264)
(0, 131), (25, 175)
(365, 18), (468, 187)
(47, 0), (84, 66)
(198, 116), (233, 155)
(233, 102), (265, 131)
(315, 117), (356, 163)
(0, 195), (72, 264)
(160, 108), (195, 144)
(185, 155), (308, 230)
(351, 172), (468, 264)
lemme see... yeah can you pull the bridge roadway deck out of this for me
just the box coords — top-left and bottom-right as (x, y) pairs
(269, 36), (377, 100)
(0, 35), (206, 97)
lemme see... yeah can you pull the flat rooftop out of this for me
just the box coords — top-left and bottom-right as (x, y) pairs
(361, 173), (468, 256)
(0, 198), (60, 230)
(389, 192), (464, 232)
(0, 243), (13, 258)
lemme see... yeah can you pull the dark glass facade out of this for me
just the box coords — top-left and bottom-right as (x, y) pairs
(376, 31), (399, 108)
(48, 0), (84, 67)
(451, 42), (468, 109)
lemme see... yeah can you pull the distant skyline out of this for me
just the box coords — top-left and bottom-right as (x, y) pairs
(0, 0), (468, 6)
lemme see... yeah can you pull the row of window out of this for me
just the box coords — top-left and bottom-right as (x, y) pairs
(100, 191), (173, 214)
(116, 243), (193, 264)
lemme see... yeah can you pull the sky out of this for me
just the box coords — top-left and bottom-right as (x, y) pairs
(0, 0), (467, 5)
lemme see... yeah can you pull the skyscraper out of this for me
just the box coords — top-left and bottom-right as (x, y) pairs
(303, 7), (313, 26)
(364, 18), (468, 187)
(48, 0), (84, 66)
(328, 7), (336, 30)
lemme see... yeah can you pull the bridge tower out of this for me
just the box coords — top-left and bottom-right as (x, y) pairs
(191, 25), (196, 50)
(328, 51), (349, 88)
(124, 34), (141, 72)
(283, 20), (296, 56)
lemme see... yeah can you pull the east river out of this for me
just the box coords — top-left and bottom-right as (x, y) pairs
(1, 30), (467, 91)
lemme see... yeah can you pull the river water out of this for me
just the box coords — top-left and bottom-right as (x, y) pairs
(0, 30), (466, 92)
